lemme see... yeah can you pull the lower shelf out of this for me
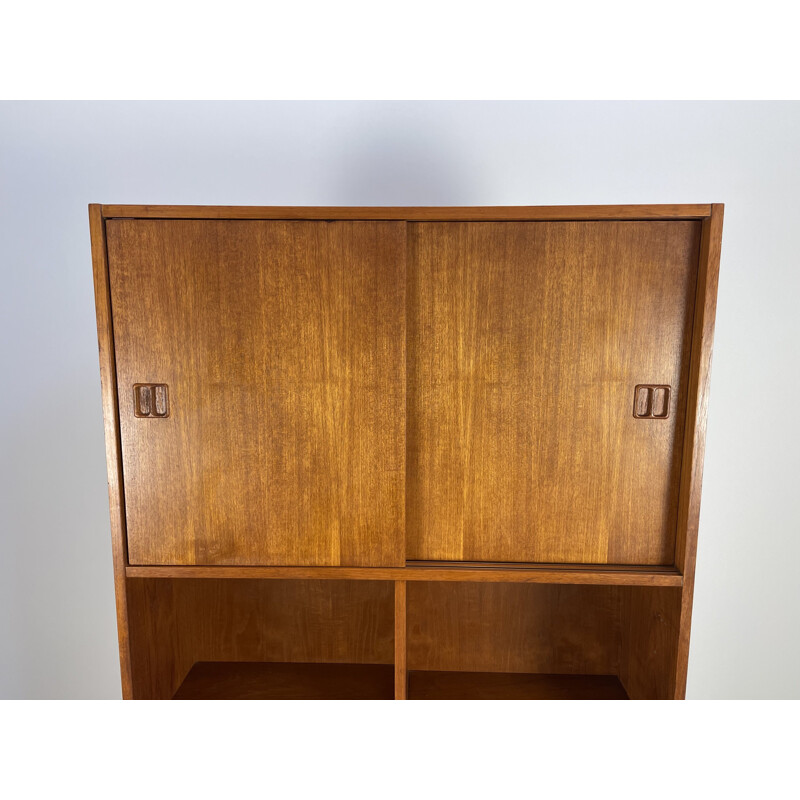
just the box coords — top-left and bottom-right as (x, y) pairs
(173, 661), (394, 700)
(408, 671), (629, 700)
(172, 662), (629, 699)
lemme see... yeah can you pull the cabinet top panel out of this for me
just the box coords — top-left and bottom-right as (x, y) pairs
(96, 204), (715, 221)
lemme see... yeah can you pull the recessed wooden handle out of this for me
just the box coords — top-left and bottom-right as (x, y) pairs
(633, 385), (670, 419)
(134, 384), (169, 418)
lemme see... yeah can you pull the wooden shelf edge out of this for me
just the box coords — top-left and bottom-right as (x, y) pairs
(125, 564), (683, 587)
(100, 204), (713, 221)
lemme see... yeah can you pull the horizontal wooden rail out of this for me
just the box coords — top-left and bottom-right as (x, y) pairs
(101, 204), (713, 222)
(126, 563), (683, 587)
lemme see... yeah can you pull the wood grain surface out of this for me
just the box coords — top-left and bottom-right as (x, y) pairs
(106, 220), (406, 566)
(673, 204), (724, 697)
(407, 221), (701, 564)
(619, 586), (681, 699)
(125, 563), (682, 586)
(407, 582), (622, 675)
(101, 204), (712, 221)
(90, 204), (723, 701)
(125, 576), (680, 698)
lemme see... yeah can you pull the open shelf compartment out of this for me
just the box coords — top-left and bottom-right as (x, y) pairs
(125, 574), (682, 700)
(126, 577), (396, 700)
(405, 581), (681, 700)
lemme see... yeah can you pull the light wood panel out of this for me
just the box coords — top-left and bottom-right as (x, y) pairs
(407, 582), (621, 675)
(106, 220), (406, 566)
(407, 221), (701, 564)
(101, 204), (713, 221)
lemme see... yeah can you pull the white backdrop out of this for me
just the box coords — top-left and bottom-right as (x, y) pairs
(1, 101), (797, 698)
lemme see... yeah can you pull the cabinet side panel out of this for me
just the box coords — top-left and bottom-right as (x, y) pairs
(619, 586), (682, 699)
(106, 220), (406, 567)
(89, 205), (133, 698)
(673, 204), (724, 697)
(127, 578), (190, 699)
(407, 221), (700, 565)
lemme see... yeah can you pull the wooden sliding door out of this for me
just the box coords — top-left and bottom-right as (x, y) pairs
(107, 220), (406, 566)
(106, 216), (701, 568)
(407, 221), (701, 565)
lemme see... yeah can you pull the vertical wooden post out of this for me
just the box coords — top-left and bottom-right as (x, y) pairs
(394, 581), (407, 699)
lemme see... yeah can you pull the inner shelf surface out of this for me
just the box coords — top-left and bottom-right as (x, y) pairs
(173, 662), (394, 700)
(171, 662), (628, 700)
(408, 671), (629, 700)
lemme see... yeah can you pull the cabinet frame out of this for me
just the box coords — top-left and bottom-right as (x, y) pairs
(90, 204), (723, 699)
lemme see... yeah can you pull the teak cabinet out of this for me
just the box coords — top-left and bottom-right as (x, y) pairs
(90, 204), (723, 700)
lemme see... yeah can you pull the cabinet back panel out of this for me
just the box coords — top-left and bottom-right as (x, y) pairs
(407, 582), (621, 675)
(407, 221), (700, 564)
(107, 220), (406, 566)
